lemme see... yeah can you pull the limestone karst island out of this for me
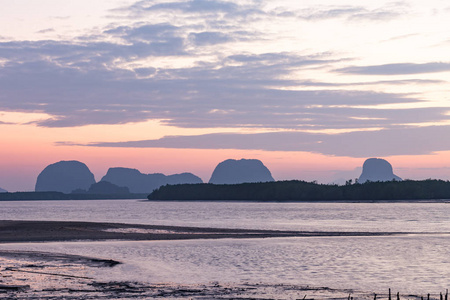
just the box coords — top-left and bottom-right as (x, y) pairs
(1, 158), (450, 201)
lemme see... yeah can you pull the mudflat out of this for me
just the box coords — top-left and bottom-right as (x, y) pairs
(0, 221), (447, 299)
(0, 247), (375, 300)
(0, 249), (421, 300)
(0, 220), (410, 243)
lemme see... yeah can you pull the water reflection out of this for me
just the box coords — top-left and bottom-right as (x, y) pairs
(1, 234), (449, 294)
(1, 200), (450, 232)
(1, 200), (450, 295)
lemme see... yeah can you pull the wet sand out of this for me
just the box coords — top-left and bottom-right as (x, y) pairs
(0, 220), (444, 299)
(0, 220), (412, 244)
(0, 249), (435, 299)
(0, 248), (369, 300)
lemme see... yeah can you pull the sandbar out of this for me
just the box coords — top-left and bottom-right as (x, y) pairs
(0, 220), (415, 244)
(0, 221), (445, 299)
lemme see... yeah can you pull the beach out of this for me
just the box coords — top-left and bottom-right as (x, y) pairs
(0, 249), (442, 300)
(0, 220), (446, 299)
(0, 220), (358, 299)
(0, 247), (375, 300)
(0, 220), (410, 243)
(0, 248), (379, 300)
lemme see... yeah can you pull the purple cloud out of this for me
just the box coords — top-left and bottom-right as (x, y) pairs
(77, 125), (450, 157)
(336, 62), (450, 75)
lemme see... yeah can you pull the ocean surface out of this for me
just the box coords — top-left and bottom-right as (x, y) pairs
(1, 199), (450, 294)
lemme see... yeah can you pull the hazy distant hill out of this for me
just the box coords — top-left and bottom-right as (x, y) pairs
(209, 159), (274, 184)
(101, 167), (203, 193)
(0, 191), (146, 201)
(0, 187), (7, 193)
(35, 161), (96, 193)
(358, 158), (402, 183)
(87, 181), (130, 195)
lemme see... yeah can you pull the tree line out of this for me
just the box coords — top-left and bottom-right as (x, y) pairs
(148, 179), (450, 201)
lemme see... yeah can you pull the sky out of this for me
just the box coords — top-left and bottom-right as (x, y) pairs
(2, 0), (450, 191)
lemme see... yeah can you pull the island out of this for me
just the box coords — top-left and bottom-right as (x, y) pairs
(148, 179), (450, 201)
(0, 191), (147, 201)
(35, 161), (96, 193)
(101, 167), (203, 193)
(358, 158), (402, 183)
(209, 158), (274, 184)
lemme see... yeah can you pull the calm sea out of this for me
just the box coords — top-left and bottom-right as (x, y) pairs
(1, 200), (450, 293)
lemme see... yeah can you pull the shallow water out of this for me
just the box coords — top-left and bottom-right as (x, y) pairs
(2, 235), (450, 294)
(1, 200), (450, 232)
(1, 200), (450, 294)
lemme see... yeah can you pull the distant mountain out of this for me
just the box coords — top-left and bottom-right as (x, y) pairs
(0, 191), (145, 201)
(101, 167), (203, 193)
(358, 158), (402, 183)
(87, 181), (130, 195)
(35, 160), (96, 193)
(0, 187), (7, 193)
(209, 159), (274, 184)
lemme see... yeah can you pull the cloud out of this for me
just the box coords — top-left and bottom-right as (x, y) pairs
(348, 10), (402, 21)
(134, 67), (157, 77)
(105, 23), (181, 43)
(298, 3), (407, 22)
(299, 7), (364, 20)
(78, 125), (450, 157)
(363, 79), (444, 85)
(291, 79), (444, 87)
(0, 40), (185, 70)
(144, 0), (240, 13)
(123, 0), (266, 20)
(336, 62), (450, 75)
(0, 37), (445, 130)
(382, 33), (419, 42)
(110, 0), (267, 45)
(36, 28), (55, 34)
(189, 31), (232, 45)
(0, 0), (447, 141)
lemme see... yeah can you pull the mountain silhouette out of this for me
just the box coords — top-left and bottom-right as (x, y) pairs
(101, 167), (203, 193)
(0, 187), (6, 193)
(87, 181), (130, 195)
(209, 159), (274, 184)
(35, 160), (96, 193)
(358, 158), (402, 183)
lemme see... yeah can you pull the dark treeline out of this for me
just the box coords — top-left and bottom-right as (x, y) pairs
(0, 192), (148, 201)
(148, 179), (450, 201)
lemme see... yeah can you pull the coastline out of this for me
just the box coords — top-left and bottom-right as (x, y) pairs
(0, 249), (443, 300)
(2, 197), (450, 203)
(1, 220), (448, 299)
(0, 220), (426, 244)
(0, 247), (382, 300)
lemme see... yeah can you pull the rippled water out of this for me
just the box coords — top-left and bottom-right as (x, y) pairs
(1, 200), (450, 294)
(1, 199), (450, 232)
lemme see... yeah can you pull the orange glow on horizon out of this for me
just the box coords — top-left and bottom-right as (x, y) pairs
(2, 120), (450, 192)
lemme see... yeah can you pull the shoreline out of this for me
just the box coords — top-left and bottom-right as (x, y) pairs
(0, 247), (382, 300)
(0, 248), (446, 299)
(1, 221), (449, 299)
(2, 197), (450, 203)
(0, 220), (437, 244)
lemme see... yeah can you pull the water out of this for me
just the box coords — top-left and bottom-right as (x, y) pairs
(1, 200), (450, 232)
(1, 200), (450, 293)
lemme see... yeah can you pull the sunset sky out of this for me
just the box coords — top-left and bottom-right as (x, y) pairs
(2, 0), (450, 191)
